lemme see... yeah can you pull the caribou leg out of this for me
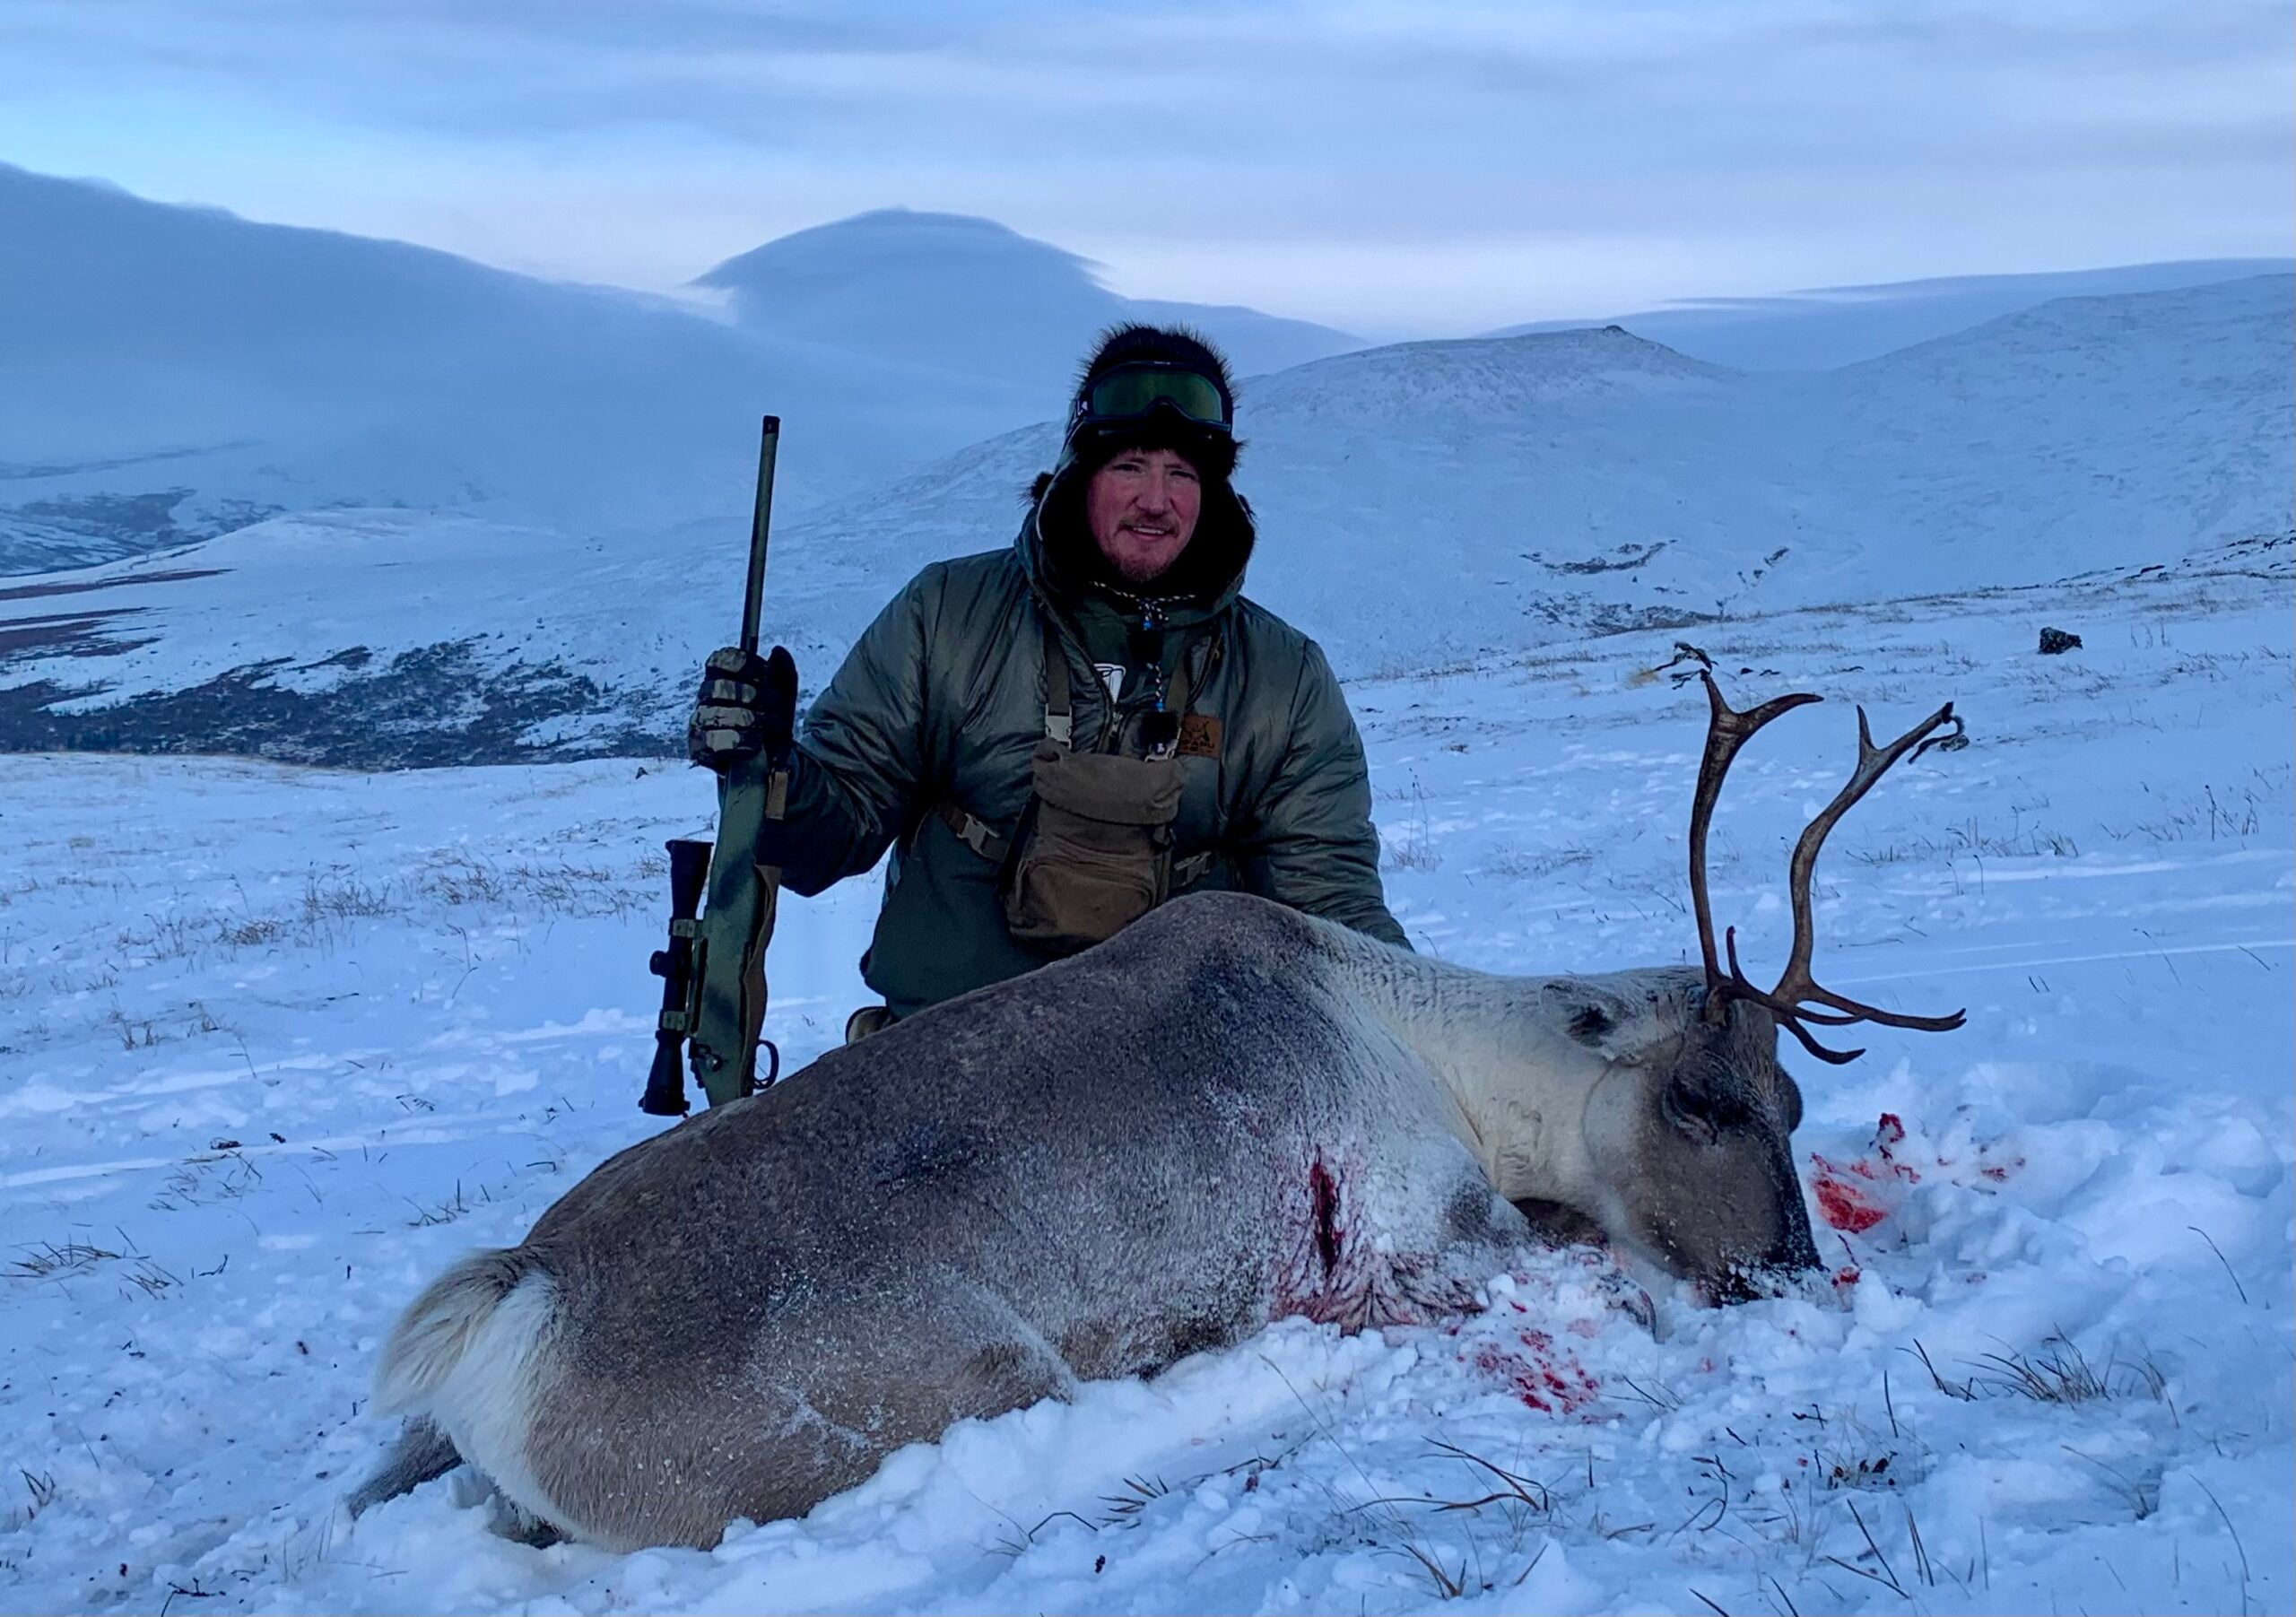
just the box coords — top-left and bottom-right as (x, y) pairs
(346, 1417), (463, 1519)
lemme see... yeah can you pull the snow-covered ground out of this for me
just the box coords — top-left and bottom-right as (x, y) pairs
(4, 550), (2288, 1614)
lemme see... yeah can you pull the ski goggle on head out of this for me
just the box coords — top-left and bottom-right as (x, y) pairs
(1072, 362), (1232, 436)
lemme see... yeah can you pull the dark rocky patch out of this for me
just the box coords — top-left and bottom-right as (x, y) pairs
(0, 638), (674, 768)
(0, 610), (150, 658)
(0, 491), (281, 573)
(1529, 541), (1670, 575)
(0, 568), (227, 604)
(1587, 604), (1726, 636)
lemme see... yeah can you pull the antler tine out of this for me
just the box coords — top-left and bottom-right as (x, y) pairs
(1778, 700), (1956, 987)
(1779, 1014), (1866, 1066)
(1688, 672), (1821, 997)
(1723, 926), (1958, 1065)
(1740, 698), (1969, 1055)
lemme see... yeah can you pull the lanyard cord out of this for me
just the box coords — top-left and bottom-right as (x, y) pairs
(1043, 604), (1196, 758)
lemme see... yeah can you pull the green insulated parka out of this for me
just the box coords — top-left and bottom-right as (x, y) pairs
(774, 485), (1407, 1016)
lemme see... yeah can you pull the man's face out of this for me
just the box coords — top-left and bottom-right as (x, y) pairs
(1084, 446), (1202, 586)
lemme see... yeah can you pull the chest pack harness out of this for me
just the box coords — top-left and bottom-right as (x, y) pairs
(936, 617), (1221, 952)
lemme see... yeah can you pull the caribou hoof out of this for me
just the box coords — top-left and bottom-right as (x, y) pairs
(1596, 1269), (1659, 1336)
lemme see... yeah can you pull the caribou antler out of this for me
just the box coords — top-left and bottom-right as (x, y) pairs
(1688, 672), (1968, 1065)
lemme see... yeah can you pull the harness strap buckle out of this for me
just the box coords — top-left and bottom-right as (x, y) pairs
(937, 798), (1011, 863)
(1171, 850), (1219, 888)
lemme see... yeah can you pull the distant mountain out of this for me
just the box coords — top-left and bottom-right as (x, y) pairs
(0, 170), (1039, 574)
(694, 209), (1365, 391)
(0, 178), (1362, 578)
(4, 274), (2286, 765)
(1487, 259), (2296, 371)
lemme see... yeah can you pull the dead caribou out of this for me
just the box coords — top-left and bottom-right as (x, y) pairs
(353, 676), (1962, 1551)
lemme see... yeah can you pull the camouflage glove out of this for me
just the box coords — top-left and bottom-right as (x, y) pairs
(686, 646), (797, 772)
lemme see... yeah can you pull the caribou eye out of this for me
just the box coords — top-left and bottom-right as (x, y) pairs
(1665, 1075), (1752, 1140)
(1566, 1004), (1614, 1045)
(1660, 1079), (1713, 1140)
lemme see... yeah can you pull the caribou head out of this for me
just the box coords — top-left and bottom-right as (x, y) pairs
(1562, 672), (1966, 1295)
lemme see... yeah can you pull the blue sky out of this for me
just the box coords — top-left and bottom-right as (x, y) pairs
(1, 0), (2286, 335)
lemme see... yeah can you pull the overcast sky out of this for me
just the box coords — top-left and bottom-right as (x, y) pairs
(1, 0), (2287, 336)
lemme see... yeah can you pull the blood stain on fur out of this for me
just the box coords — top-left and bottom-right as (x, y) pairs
(1309, 1157), (1341, 1278)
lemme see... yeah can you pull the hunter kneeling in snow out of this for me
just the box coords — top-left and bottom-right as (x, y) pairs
(687, 324), (1409, 1036)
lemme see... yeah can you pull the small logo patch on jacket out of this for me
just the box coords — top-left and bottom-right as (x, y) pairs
(1178, 715), (1222, 758)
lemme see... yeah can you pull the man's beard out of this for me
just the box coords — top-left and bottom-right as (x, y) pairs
(1109, 548), (1179, 585)
(1103, 526), (1190, 585)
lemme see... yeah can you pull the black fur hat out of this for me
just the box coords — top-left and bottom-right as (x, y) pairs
(1057, 322), (1241, 483)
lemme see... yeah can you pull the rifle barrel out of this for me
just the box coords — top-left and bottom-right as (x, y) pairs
(737, 415), (781, 656)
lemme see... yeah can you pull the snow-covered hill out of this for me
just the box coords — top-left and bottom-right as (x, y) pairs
(1490, 257), (2296, 369)
(0, 166), (1060, 575)
(0, 273), (2287, 763)
(0, 173), (1357, 578)
(733, 274), (2296, 684)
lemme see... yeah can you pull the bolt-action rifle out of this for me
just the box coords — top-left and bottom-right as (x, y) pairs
(642, 416), (789, 1116)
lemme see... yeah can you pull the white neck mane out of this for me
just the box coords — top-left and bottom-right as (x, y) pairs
(1315, 925), (1700, 1209)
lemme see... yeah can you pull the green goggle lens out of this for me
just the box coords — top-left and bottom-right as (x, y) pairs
(1079, 366), (1231, 431)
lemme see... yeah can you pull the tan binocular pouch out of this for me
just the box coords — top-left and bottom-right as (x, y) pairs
(1001, 741), (1183, 952)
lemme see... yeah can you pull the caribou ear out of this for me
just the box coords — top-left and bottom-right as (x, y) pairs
(1778, 1069), (1805, 1132)
(1566, 1004), (1614, 1045)
(1544, 983), (1631, 1051)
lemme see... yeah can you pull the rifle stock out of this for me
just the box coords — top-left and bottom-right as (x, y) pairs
(686, 748), (787, 1105)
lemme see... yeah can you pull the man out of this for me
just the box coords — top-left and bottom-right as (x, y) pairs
(690, 324), (1406, 1030)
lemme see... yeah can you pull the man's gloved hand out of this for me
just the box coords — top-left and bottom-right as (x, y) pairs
(686, 646), (797, 772)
